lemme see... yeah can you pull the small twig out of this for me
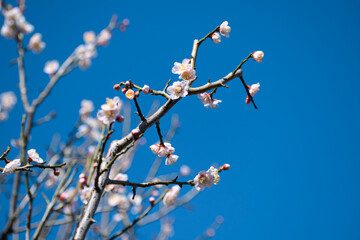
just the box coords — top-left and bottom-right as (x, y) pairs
(162, 79), (171, 92)
(155, 122), (165, 146)
(233, 53), (253, 74)
(133, 97), (146, 122)
(239, 75), (258, 109)
(107, 177), (194, 189)
(109, 191), (168, 240)
(0, 146), (11, 161)
(14, 163), (66, 173)
(100, 141), (135, 174)
(33, 111), (56, 126)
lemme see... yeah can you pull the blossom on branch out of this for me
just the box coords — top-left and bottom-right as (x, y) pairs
(80, 187), (92, 204)
(1, 7), (34, 38)
(28, 33), (46, 53)
(0, 91), (17, 110)
(79, 99), (94, 118)
(172, 59), (196, 81)
(211, 32), (221, 43)
(75, 45), (97, 70)
(142, 85), (150, 94)
(97, 29), (112, 46)
(167, 81), (189, 100)
(2, 159), (20, 175)
(83, 31), (95, 43)
(198, 93), (222, 109)
(252, 51), (264, 63)
(245, 83), (260, 104)
(219, 21), (231, 37)
(97, 96), (122, 124)
(150, 142), (179, 165)
(193, 166), (220, 191)
(27, 149), (44, 163)
(166, 154), (179, 166)
(163, 185), (180, 207)
(43, 60), (59, 75)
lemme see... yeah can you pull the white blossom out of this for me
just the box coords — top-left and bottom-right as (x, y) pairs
(193, 166), (220, 191)
(0, 91), (17, 110)
(252, 51), (264, 63)
(97, 97), (122, 125)
(165, 154), (178, 166)
(2, 159), (20, 175)
(219, 21), (231, 38)
(249, 83), (260, 96)
(79, 99), (94, 117)
(167, 81), (189, 100)
(198, 93), (222, 109)
(172, 59), (196, 81)
(211, 32), (221, 43)
(142, 85), (150, 94)
(27, 149), (44, 163)
(163, 185), (180, 207)
(28, 33), (46, 53)
(97, 29), (112, 46)
(80, 187), (92, 204)
(43, 60), (59, 75)
(83, 31), (95, 43)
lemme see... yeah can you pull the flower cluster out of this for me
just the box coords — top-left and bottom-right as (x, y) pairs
(172, 58), (196, 81)
(193, 166), (220, 191)
(0, 91), (17, 121)
(97, 96), (122, 125)
(2, 159), (21, 175)
(211, 21), (231, 43)
(198, 93), (222, 109)
(75, 44), (97, 70)
(163, 185), (180, 207)
(1, 7), (33, 39)
(150, 142), (179, 165)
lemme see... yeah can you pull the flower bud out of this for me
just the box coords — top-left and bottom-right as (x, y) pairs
(221, 164), (230, 170)
(131, 128), (140, 139)
(54, 169), (60, 176)
(149, 196), (155, 205)
(142, 85), (150, 94)
(116, 115), (124, 123)
(121, 87), (128, 94)
(126, 89), (135, 100)
(113, 84), (121, 91)
(135, 91), (140, 98)
(126, 81), (131, 87)
(79, 173), (86, 179)
(93, 162), (98, 168)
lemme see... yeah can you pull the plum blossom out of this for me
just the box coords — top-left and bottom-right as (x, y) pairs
(2, 159), (20, 175)
(79, 99), (94, 118)
(1, 24), (16, 38)
(252, 51), (264, 63)
(165, 154), (179, 166)
(97, 29), (112, 46)
(150, 142), (174, 157)
(163, 185), (180, 207)
(246, 83), (260, 104)
(211, 32), (221, 43)
(167, 81), (189, 100)
(28, 33), (46, 53)
(180, 165), (191, 176)
(43, 60), (59, 75)
(219, 21), (231, 37)
(193, 166), (220, 191)
(97, 97), (122, 124)
(1, 7), (34, 38)
(83, 31), (95, 43)
(27, 149), (44, 163)
(75, 45), (97, 70)
(125, 89), (135, 100)
(80, 187), (92, 204)
(0, 91), (17, 110)
(142, 85), (150, 94)
(198, 93), (222, 109)
(172, 59), (196, 81)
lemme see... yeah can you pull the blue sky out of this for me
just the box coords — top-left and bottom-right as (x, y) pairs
(1, 0), (360, 239)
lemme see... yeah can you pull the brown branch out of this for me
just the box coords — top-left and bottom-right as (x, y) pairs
(107, 176), (194, 189)
(0, 146), (11, 161)
(155, 122), (165, 146)
(239, 75), (258, 109)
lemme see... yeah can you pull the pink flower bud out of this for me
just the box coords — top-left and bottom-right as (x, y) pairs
(135, 91), (140, 98)
(131, 128), (140, 139)
(122, 19), (130, 26)
(151, 190), (159, 197)
(125, 89), (135, 100)
(79, 173), (86, 179)
(126, 81), (131, 87)
(113, 84), (121, 91)
(54, 169), (60, 176)
(116, 115), (124, 123)
(79, 178), (86, 184)
(121, 87), (128, 94)
(149, 196), (155, 205)
(93, 162), (98, 168)
(142, 85), (150, 94)
(222, 164), (230, 170)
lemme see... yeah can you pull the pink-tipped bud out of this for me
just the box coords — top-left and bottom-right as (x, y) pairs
(121, 87), (128, 94)
(59, 193), (66, 200)
(126, 81), (131, 87)
(135, 91), (140, 98)
(93, 162), (98, 168)
(54, 169), (60, 176)
(222, 164), (230, 170)
(245, 96), (251, 104)
(116, 115), (124, 123)
(126, 89), (135, 100)
(113, 84), (121, 91)
(79, 178), (87, 184)
(149, 196), (155, 205)
(142, 85), (150, 94)
(122, 19), (130, 26)
(131, 128), (140, 139)
(79, 173), (86, 179)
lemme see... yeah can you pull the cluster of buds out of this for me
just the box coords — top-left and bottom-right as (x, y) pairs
(1, 6), (34, 39)
(119, 18), (130, 32)
(211, 21), (231, 43)
(79, 173), (88, 188)
(150, 142), (179, 166)
(120, 81), (140, 100)
(0, 91), (17, 121)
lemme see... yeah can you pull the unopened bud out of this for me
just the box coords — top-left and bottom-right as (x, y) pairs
(149, 196), (155, 205)
(131, 128), (140, 139)
(135, 91), (140, 98)
(121, 87), (128, 94)
(126, 81), (131, 87)
(116, 115), (124, 123)
(79, 173), (86, 179)
(113, 84), (121, 91)
(93, 162), (98, 168)
(151, 190), (159, 197)
(222, 164), (230, 170)
(79, 178), (87, 184)
(54, 169), (60, 176)
(142, 85), (150, 94)
(245, 96), (251, 104)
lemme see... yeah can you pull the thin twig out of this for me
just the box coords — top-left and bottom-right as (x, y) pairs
(107, 176), (194, 189)
(239, 75), (258, 109)
(155, 122), (165, 146)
